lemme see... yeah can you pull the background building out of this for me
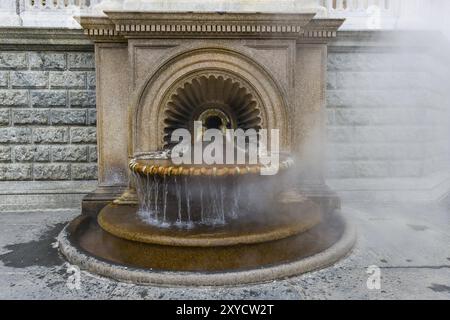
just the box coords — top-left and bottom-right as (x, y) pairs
(0, 0), (449, 210)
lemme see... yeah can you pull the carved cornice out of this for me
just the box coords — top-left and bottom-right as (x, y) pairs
(303, 19), (346, 38)
(77, 12), (344, 42)
(75, 16), (121, 39)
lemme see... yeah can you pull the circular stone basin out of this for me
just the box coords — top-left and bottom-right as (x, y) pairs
(59, 208), (355, 282)
(98, 198), (322, 247)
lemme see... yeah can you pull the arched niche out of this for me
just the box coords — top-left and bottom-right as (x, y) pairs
(130, 47), (291, 156)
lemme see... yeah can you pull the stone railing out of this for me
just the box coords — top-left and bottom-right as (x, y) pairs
(22, 1), (103, 28)
(0, 1), (102, 28)
(0, 0), (448, 31)
(325, 0), (450, 31)
(324, 0), (401, 29)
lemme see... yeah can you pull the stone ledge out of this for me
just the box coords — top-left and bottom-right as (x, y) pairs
(0, 29), (444, 52)
(330, 30), (443, 51)
(0, 28), (93, 51)
(0, 180), (96, 195)
(0, 180), (97, 211)
(327, 172), (450, 202)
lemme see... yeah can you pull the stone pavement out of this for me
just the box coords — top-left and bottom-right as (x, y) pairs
(0, 201), (449, 300)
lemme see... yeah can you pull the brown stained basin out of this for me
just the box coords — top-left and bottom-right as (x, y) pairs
(98, 198), (322, 247)
(66, 206), (346, 272)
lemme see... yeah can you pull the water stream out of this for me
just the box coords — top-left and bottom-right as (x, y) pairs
(134, 173), (243, 228)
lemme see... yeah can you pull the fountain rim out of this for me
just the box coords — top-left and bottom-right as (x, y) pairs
(129, 153), (294, 177)
(58, 210), (356, 286)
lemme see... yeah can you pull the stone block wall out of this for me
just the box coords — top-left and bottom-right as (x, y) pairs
(325, 49), (450, 182)
(0, 30), (449, 202)
(0, 50), (98, 181)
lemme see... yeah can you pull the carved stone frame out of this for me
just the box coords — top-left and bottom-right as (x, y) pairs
(77, 11), (344, 213)
(130, 47), (290, 156)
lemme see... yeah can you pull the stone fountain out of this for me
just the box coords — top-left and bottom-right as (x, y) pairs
(58, 0), (355, 286)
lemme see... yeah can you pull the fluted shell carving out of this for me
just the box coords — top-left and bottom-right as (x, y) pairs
(163, 75), (262, 146)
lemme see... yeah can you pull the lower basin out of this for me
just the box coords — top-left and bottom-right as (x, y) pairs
(98, 199), (322, 247)
(60, 205), (353, 276)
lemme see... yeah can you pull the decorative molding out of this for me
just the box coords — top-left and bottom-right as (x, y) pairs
(76, 16), (122, 40)
(77, 12), (344, 42)
(303, 19), (347, 38)
(129, 47), (291, 152)
(85, 27), (119, 37)
(161, 72), (263, 146)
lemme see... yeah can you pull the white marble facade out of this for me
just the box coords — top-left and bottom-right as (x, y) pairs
(1, 0), (448, 31)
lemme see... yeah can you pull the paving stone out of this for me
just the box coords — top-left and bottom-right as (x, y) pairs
(0, 203), (449, 299)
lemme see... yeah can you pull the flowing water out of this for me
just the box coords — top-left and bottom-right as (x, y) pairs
(133, 172), (242, 228)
